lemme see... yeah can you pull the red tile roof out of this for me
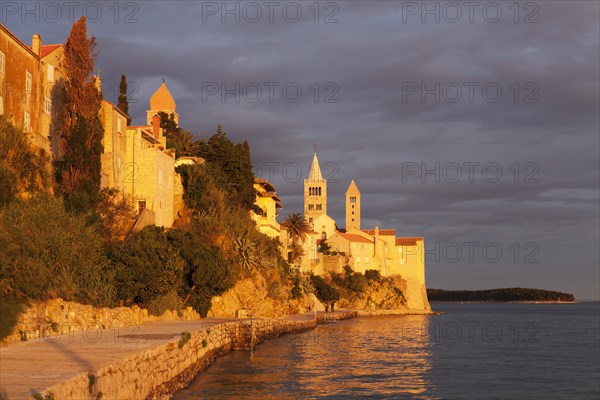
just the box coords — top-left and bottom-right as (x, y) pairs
(362, 229), (396, 236)
(396, 237), (423, 246)
(339, 233), (373, 244)
(40, 44), (62, 58)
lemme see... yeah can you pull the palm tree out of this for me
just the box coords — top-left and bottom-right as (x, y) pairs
(234, 237), (257, 271)
(169, 129), (202, 157)
(281, 213), (311, 245)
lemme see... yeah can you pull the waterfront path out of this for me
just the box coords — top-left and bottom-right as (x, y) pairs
(0, 311), (355, 399)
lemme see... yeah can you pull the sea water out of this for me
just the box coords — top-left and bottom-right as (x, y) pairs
(173, 302), (600, 399)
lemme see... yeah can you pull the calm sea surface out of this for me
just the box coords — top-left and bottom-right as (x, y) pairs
(174, 302), (600, 399)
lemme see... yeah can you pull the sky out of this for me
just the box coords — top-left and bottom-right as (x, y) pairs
(3, 1), (599, 299)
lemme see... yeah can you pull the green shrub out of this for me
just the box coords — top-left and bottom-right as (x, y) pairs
(0, 298), (25, 341)
(167, 229), (235, 317)
(178, 331), (192, 348)
(146, 290), (184, 316)
(311, 275), (340, 303)
(0, 196), (115, 307)
(0, 116), (51, 205)
(347, 272), (368, 293)
(364, 269), (382, 282)
(108, 226), (184, 309)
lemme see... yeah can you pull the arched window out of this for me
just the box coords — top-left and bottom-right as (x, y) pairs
(319, 187), (322, 196)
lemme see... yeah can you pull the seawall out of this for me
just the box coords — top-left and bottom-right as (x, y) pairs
(0, 309), (425, 399)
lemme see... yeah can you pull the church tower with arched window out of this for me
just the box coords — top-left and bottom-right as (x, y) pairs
(304, 151), (327, 225)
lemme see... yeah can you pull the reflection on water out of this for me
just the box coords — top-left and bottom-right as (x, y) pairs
(175, 304), (600, 399)
(174, 315), (436, 399)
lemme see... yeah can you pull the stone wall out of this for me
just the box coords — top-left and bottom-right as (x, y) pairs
(40, 317), (317, 399)
(0, 299), (200, 346)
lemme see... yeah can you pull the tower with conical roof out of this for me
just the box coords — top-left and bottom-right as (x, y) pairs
(304, 150), (327, 225)
(146, 81), (179, 125)
(346, 180), (361, 230)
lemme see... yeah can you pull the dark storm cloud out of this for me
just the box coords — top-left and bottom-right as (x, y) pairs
(3, 0), (598, 298)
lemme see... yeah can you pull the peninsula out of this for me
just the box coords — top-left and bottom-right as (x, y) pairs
(427, 288), (575, 302)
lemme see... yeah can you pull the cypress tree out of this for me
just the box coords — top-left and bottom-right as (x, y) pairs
(58, 16), (104, 212)
(117, 74), (130, 125)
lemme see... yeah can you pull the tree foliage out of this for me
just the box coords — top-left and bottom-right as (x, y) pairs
(0, 116), (51, 205)
(426, 288), (575, 302)
(108, 226), (184, 313)
(117, 74), (130, 125)
(310, 274), (340, 303)
(0, 196), (115, 306)
(57, 16), (104, 212)
(198, 126), (257, 211)
(158, 112), (202, 159)
(168, 229), (235, 316)
(281, 213), (311, 244)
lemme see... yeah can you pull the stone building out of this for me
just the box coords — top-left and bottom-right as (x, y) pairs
(123, 83), (179, 229)
(99, 95), (129, 191)
(252, 177), (283, 239)
(303, 151), (327, 224)
(0, 25), (63, 155)
(300, 151), (430, 309)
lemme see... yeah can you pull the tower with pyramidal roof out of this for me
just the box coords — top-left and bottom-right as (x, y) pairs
(304, 150), (327, 225)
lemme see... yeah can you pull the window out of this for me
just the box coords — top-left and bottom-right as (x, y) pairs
(356, 256), (361, 263)
(138, 200), (146, 215)
(47, 64), (54, 82)
(308, 204), (314, 211)
(117, 117), (122, 133)
(365, 256), (369, 263)
(0, 51), (5, 74)
(350, 196), (356, 204)
(26, 71), (32, 92)
(352, 211), (354, 215)
(24, 112), (31, 131)
(44, 97), (52, 114)
(316, 204), (322, 210)
(318, 187), (322, 195)
(309, 217), (313, 223)
(352, 204), (354, 209)
(0, 96), (3, 115)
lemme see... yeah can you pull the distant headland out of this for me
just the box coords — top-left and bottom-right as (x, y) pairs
(427, 288), (575, 302)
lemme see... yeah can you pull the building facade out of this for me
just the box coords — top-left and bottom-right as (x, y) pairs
(301, 151), (430, 309)
(0, 25), (63, 155)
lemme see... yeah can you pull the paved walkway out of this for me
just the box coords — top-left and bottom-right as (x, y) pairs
(0, 312), (339, 399)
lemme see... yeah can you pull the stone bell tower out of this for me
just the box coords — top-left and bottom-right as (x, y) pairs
(346, 180), (361, 230)
(304, 150), (327, 225)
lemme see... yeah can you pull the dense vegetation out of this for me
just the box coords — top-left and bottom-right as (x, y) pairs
(427, 288), (575, 302)
(54, 16), (104, 213)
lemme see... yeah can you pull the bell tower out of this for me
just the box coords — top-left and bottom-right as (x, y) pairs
(304, 149), (327, 225)
(346, 180), (361, 230)
(147, 80), (179, 126)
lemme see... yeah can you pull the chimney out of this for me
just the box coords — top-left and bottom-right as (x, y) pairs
(152, 114), (161, 139)
(32, 34), (41, 56)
